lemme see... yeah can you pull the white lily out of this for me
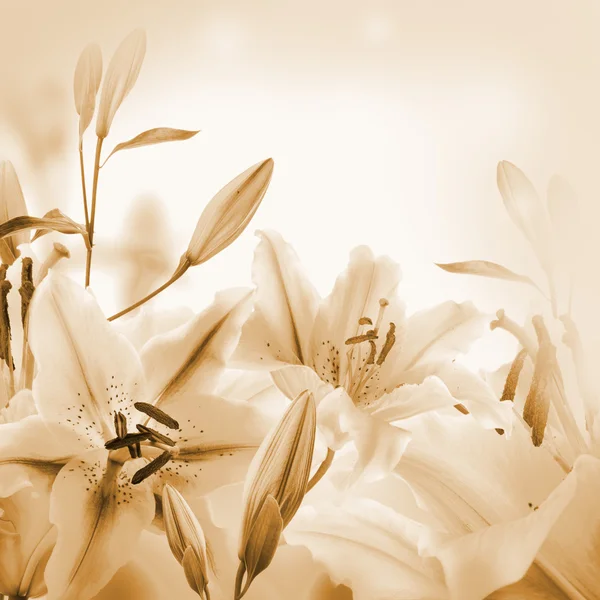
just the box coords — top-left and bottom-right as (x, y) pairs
(391, 307), (600, 600)
(233, 230), (512, 482)
(0, 273), (273, 600)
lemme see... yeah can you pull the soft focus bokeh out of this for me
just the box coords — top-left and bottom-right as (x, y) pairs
(2, 0), (599, 370)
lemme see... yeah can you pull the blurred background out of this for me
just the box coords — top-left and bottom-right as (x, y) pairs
(1, 0), (600, 369)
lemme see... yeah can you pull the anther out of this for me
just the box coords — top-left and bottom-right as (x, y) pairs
(105, 432), (150, 450)
(358, 317), (373, 326)
(366, 340), (377, 365)
(18, 257), (34, 325)
(132, 450), (172, 484)
(501, 348), (528, 402)
(134, 402), (180, 429)
(376, 322), (396, 366)
(523, 317), (555, 447)
(0, 278), (13, 369)
(136, 423), (176, 447)
(114, 411), (128, 439)
(345, 331), (378, 345)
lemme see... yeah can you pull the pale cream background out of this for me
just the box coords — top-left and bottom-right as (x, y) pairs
(1, 0), (599, 368)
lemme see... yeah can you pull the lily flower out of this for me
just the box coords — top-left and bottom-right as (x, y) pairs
(232, 230), (511, 481)
(0, 273), (273, 600)
(391, 308), (600, 599)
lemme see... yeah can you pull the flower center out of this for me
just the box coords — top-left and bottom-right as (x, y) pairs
(344, 298), (396, 404)
(105, 404), (180, 484)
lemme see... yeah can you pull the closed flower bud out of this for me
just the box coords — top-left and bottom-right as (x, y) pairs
(235, 389), (316, 599)
(0, 161), (29, 265)
(95, 29), (146, 139)
(184, 158), (274, 267)
(162, 483), (210, 599)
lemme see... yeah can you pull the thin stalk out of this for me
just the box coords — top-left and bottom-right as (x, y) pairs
(78, 143), (90, 231)
(107, 260), (189, 322)
(85, 137), (104, 288)
(306, 448), (335, 492)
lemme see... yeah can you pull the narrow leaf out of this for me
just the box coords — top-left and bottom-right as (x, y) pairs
(0, 214), (86, 244)
(101, 127), (200, 166)
(73, 43), (103, 140)
(96, 29), (146, 139)
(436, 260), (544, 293)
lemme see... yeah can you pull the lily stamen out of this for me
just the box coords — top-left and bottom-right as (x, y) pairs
(114, 411), (128, 439)
(376, 322), (396, 366)
(134, 401), (179, 429)
(501, 348), (528, 402)
(373, 298), (389, 335)
(136, 423), (176, 447)
(132, 450), (173, 484)
(105, 431), (150, 450)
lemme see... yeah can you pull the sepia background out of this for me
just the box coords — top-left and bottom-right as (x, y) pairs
(1, 0), (599, 369)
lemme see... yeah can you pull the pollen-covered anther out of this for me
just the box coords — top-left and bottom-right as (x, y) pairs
(136, 423), (176, 447)
(523, 316), (556, 447)
(105, 431), (150, 450)
(19, 257), (35, 325)
(501, 347), (528, 402)
(358, 317), (373, 325)
(134, 401), (179, 429)
(132, 450), (172, 485)
(376, 322), (396, 366)
(114, 411), (128, 439)
(366, 340), (377, 365)
(345, 331), (378, 345)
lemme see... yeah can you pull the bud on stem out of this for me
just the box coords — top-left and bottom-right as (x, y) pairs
(235, 390), (316, 599)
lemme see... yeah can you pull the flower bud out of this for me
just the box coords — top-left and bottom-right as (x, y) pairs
(95, 29), (146, 139)
(73, 43), (103, 141)
(0, 161), (29, 265)
(235, 389), (316, 599)
(184, 158), (274, 267)
(162, 483), (210, 599)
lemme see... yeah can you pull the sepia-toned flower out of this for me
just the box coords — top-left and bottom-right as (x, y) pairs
(0, 273), (272, 600)
(233, 230), (512, 482)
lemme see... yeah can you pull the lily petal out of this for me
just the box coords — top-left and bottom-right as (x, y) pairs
(285, 497), (448, 600)
(141, 288), (253, 410)
(44, 449), (154, 600)
(395, 414), (564, 536)
(28, 274), (145, 447)
(432, 455), (598, 600)
(146, 394), (272, 496)
(395, 300), (484, 375)
(322, 388), (411, 484)
(233, 230), (321, 369)
(0, 417), (86, 493)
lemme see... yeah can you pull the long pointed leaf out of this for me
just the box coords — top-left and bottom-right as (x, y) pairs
(101, 127), (200, 166)
(436, 260), (545, 294)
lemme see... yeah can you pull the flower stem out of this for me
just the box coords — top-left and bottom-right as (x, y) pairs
(107, 259), (190, 322)
(306, 448), (335, 492)
(85, 136), (104, 288)
(79, 143), (90, 231)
